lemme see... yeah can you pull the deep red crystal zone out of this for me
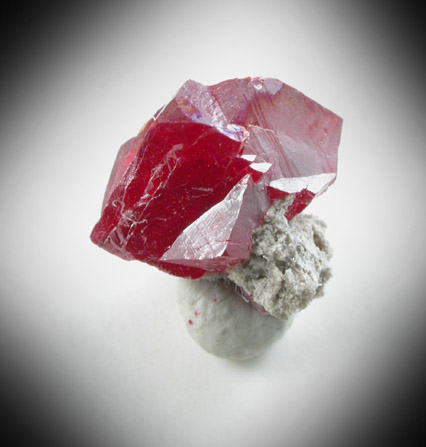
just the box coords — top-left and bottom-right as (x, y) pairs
(91, 78), (342, 279)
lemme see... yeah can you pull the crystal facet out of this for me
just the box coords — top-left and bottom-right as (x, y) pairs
(90, 78), (342, 278)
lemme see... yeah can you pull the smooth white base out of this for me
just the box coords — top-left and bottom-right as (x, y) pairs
(177, 279), (294, 360)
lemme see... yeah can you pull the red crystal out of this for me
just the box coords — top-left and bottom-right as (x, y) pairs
(90, 78), (342, 279)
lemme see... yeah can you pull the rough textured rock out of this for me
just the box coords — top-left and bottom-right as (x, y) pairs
(223, 200), (332, 320)
(177, 278), (293, 360)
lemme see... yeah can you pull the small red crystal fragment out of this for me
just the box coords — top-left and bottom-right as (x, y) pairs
(91, 78), (342, 278)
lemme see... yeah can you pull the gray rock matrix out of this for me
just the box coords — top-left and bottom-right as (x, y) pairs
(223, 199), (332, 321)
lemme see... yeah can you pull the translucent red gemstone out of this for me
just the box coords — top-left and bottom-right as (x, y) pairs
(90, 78), (342, 279)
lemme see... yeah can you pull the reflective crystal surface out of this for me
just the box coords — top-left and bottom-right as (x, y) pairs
(90, 78), (342, 278)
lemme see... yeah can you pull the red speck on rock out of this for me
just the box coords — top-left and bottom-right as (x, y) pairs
(91, 78), (342, 278)
(188, 320), (193, 325)
(194, 311), (201, 317)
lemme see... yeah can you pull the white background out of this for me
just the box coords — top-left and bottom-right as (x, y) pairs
(1, 1), (425, 446)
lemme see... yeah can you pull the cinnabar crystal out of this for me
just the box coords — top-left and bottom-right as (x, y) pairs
(91, 78), (342, 278)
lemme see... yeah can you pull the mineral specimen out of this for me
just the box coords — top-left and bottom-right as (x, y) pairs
(91, 78), (342, 278)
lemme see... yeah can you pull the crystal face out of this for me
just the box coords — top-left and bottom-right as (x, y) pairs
(90, 78), (342, 279)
